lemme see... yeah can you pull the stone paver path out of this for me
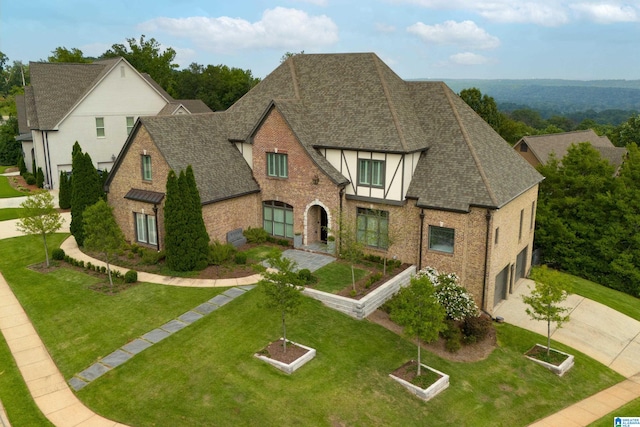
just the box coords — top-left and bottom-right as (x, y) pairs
(280, 249), (335, 272)
(68, 285), (254, 391)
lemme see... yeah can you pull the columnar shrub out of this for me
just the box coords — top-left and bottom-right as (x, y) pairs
(36, 167), (44, 188)
(58, 171), (71, 209)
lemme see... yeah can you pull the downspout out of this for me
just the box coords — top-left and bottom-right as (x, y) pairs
(418, 209), (425, 270)
(43, 131), (53, 188)
(338, 186), (345, 254)
(482, 209), (493, 314)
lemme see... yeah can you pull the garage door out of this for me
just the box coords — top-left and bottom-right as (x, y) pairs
(494, 265), (509, 307)
(515, 247), (528, 280)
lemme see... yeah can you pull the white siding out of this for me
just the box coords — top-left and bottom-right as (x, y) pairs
(235, 142), (253, 167)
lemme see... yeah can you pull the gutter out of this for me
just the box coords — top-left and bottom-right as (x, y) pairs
(418, 209), (425, 270)
(482, 209), (493, 313)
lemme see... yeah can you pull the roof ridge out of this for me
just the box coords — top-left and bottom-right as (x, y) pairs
(373, 54), (408, 151)
(288, 57), (301, 100)
(443, 83), (498, 206)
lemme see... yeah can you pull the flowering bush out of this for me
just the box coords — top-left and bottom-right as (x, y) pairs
(415, 266), (479, 321)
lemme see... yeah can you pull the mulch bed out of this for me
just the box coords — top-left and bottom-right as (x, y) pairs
(368, 309), (497, 363)
(260, 339), (309, 364)
(392, 360), (441, 388)
(526, 344), (567, 366)
(6, 171), (41, 193)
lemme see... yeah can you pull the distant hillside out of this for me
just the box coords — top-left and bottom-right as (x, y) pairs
(429, 79), (640, 114)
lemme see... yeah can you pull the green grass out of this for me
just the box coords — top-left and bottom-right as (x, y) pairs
(0, 208), (24, 221)
(0, 234), (225, 377)
(0, 238), (628, 426)
(0, 165), (12, 174)
(242, 244), (282, 262)
(534, 267), (640, 322)
(0, 175), (26, 198)
(589, 399), (640, 426)
(312, 261), (369, 293)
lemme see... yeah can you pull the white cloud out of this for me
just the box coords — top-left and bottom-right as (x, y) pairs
(570, 3), (639, 23)
(392, 0), (569, 26)
(449, 52), (489, 65)
(407, 20), (500, 49)
(139, 7), (338, 53)
(292, 0), (328, 5)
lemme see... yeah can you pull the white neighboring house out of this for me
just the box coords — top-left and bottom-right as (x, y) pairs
(16, 57), (210, 189)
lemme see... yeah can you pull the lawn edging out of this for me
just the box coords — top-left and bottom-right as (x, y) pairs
(302, 265), (415, 319)
(254, 339), (316, 374)
(526, 344), (575, 376)
(389, 363), (450, 402)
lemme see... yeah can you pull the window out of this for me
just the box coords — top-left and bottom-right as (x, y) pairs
(357, 208), (389, 249)
(519, 209), (524, 241)
(429, 226), (455, 254)
(263, 201), (293, 238)
(530, 201), (535, 230)
(519, 144), (528, 152)
(95, 117), (105, 137)
(142, 155), (152, 181)
(267, 152), (288, 178)
(126, 117), (135, 135)
(358, 159), (384, 187)
(135, 213), (157, 245)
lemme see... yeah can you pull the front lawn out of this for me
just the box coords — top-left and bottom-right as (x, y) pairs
(0, 208), (24, 221)
(0, 175), (26, 198)
(312, 261), (369, 293)
(0, 237), (627, 426)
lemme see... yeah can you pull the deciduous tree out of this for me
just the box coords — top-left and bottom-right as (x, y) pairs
(17, 192), (64, 267)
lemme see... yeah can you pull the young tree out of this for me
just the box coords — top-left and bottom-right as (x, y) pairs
(390, 275), (447, 376)
(336, 211), (364, 292)
(83, 199), (125, 292)
(17, 192), (64, 267)
(522, 266), (571, 355)
(259, 254), (303, 352)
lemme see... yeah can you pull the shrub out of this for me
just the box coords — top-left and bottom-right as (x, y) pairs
(18, 155), (27, 175)
(365, 272), (383, 289)
(417, 266), (480, 321)
(298, 268), (313, 284)
(243, 227), (268, 243)
(209, 240), (237, 265)
(86, 262), (93, 270)
(124, 270), (138, 283)
(387, 259), (402, 270)
(24, 173), (36, 185)
(462, 315), (493, 344)
(100, 266), (106, 273)
(130, 244), (140, 254)
(52, 248), (65, 260)
(78, 260), (84, 268)
(141, 249), (165, 265)
(235, 252), (248, 265)
(277, 238), (290, 247)
(442, 319), (462, 352)
(36, 167), (44, 188)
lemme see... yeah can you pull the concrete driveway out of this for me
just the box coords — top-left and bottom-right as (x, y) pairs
(494, 279), (640, 378)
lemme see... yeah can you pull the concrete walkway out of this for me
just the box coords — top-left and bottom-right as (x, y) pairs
(494, 279), (640, 426)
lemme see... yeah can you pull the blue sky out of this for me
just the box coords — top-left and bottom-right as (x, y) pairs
(2, 0), (640, 80)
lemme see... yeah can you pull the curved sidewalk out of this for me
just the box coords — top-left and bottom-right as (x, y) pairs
(0, 230), (262, 426)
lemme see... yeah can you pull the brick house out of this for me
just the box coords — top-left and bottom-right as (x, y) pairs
(106, 53), (543, 314)
(15, 57), (211, 189)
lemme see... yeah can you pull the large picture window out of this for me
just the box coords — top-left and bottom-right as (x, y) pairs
(357, 208), (389, 249)
(358, 159), (384, 187)
(267, 152), (288, 178)
(263, 201), (293, 238)
(429, 225), (454, 253)
(142, 155), (152, 181)
(135, 213), (157, 246)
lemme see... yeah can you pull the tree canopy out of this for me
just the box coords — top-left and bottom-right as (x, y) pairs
(17, 191), (64, 267)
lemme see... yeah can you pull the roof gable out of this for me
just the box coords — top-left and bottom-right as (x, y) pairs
(517, 129), (615, 165)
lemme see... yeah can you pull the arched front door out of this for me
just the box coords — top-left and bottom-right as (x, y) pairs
(304, 202), (331, 245)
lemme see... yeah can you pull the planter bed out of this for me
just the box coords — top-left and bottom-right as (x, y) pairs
(254, 338), (316, 374)
(525, 344), (574, 376)
(389, 361), (449, 401)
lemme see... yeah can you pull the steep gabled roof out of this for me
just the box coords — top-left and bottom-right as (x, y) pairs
(517, 129), (617, 165)
(229, 52), (541, 212)
(406, 82), (543, 211)
(157, 99), (213, 116)
(25, 58), (173, 130)
(135, 114), (260, 204)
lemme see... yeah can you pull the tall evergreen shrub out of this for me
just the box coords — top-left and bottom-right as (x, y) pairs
(70, 142), (102, 246)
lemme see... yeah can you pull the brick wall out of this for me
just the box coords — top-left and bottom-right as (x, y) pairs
(252, 107), (342, 243)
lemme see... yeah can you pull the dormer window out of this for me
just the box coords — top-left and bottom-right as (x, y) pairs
(358, 159), (384, 187)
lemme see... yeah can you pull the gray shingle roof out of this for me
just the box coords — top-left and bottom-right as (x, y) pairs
(517, 129), (617, 165)
(157, 100), (213, 116)
(138, 113), (260, 204)
(228, 52), (541, 211)
(26, 58), (120, 130)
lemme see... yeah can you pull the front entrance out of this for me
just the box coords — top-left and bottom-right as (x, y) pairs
(320, 208), (328, 242)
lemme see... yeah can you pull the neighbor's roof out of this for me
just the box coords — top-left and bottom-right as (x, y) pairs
(516, 129), (626, 167)
(157, 99), (213, 116)
(228, 52), (542, 211)
(135, 113), (260, 204)
(24, 58), (173, 131)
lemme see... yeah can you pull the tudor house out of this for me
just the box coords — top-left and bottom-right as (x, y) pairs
(106, 53), (543, 314)
(15, 57), (211, 189)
